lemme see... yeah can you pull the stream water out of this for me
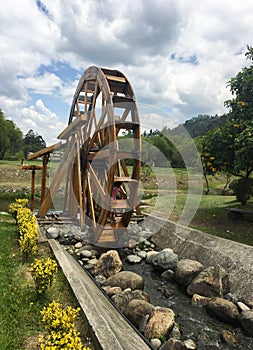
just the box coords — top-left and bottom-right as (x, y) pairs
(122, 254), (253, 350)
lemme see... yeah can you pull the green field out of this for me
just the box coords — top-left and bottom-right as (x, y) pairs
(0, 161), (252, 246)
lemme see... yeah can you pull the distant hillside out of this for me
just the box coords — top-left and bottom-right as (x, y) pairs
(169, 114), (227, 138)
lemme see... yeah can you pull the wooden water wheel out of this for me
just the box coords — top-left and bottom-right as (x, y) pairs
(38, 66), (141, 244)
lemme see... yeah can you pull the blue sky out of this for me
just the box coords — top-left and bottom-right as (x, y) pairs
(1, 0), (253, 144)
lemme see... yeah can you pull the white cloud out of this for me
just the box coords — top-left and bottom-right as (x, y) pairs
(19, 72), (63, 95)
(1, 0), (253, 143)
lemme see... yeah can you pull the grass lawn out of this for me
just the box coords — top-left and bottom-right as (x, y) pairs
(140, 167), (253, 246)
(0, 213), (94, 350)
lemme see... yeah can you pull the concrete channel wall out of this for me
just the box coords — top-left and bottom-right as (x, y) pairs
(148, 214), (253, 300)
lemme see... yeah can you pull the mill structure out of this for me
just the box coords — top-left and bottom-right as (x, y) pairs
(29, 66), (142, 245)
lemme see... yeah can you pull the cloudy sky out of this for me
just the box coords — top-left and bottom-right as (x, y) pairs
(1, 0), (253, 145)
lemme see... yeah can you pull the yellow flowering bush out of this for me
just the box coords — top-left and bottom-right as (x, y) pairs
(17, 206), (38, 257)
(9, 199), (39, 257)
(31, 258), (58, 295)
(9, 198), (29, 219)
(39, 300), (90, 350)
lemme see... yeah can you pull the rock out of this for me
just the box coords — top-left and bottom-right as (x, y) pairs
(79, 249), (92, 258)
(192, 294), (211, 307)
(238, 309), (253, 336)
(225, 293), (239, 304)
(128, 239), (137, 249)
(184, 339), (197, 349)
(146, 251), (158, 264)
(74, 232), (88, 241)
(103, 286), (122, 296)
(84, 264), (94, 270)
(187, 265), (230, 297)
(125, 299), (155, 327)
(237, 301), (250, 312)
(144, 307), (175, 339)
(220, 329), (240, 347)
(161, 269), (175, 281)
(160, 338), (186, 350)
(175, 259), (204, 286)
(103, 271), (144, 290)
(139, 230), (152, 239)
(94, 275), (107, 285)
(151, 248), (178, 271)
(137, 250), (147, 259)
(205, 297), (239, 324)
(112, 290), (150, 313)
(170, 323), (181, 340)
(87, 258), (98, 265)
(75, 242), (83, 249)
(93, 250), (122, 278)
(47, 226), (60, 239)
(126, 254), (142, 263)
(139, 314), (150, 333)
(128, 224), (142, 235)
(150, 338), (162, 349)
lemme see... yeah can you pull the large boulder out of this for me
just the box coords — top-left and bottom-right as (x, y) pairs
(111, 289), (149, 313)
(238, 310), (253, 337)
(144, 307), (175, 339)
(187, 265), (230, 297)
(175, 259), (204, 286)
(124, 299), (155, 328)
(93, 250), (122, 278)
(150, 248), (178, 271)
(103, 271), (144, 290)
(205, 297), (239, 324)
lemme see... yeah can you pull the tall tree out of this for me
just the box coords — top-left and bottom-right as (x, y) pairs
(201, 46), (253, 203)
(0, 109), (23, 159)
(23, 129), (46, 157)
(0, 110), (10, 159)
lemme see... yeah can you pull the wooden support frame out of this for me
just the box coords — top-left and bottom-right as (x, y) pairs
(33, 66), (142, 245)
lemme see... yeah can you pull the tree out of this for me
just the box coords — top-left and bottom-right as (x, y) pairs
(0, 110), (10, 159)
(200, 46), (253, 203)
(23, 129), (46, 158)
(0, 109), (23, 160)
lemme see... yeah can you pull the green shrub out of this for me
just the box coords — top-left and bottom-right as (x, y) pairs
(229, 177), (253, 205)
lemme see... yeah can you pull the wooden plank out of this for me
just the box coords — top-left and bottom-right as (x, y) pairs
(88, 163), (107, 200)
(58, 115), (87, 140)
(19, 165), (43, 170)
(115, 121), (139, 130)
(114, 176), (138, 183)
(27, 142), (62, 160)
(87, 173), (96, 227)
(111, 199), (132, 209)
(105, 75), (126, 83)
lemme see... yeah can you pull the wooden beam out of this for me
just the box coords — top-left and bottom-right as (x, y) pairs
(58, 115), (87, 140)
(27, 142), (62, 160)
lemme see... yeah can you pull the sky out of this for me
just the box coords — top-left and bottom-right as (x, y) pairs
(1, 0), (253, 145)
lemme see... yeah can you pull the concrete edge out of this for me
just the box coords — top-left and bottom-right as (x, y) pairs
(148, 214), (253, 300)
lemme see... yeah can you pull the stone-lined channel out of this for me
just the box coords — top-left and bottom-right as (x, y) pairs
(44, 223), (253, 350)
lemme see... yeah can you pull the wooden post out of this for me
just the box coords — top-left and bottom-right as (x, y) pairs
(31, 166), (36, 212)
(41, 154), (48, 203)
